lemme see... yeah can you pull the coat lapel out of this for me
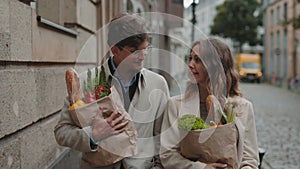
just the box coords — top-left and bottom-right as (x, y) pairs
(179, 93), (200, 117)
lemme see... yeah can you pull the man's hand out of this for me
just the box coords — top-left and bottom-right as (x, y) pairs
(91, 107), (129, 142)
(204, 163), (227, 169)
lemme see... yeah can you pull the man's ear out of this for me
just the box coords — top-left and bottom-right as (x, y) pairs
(111, 46), (119, 56)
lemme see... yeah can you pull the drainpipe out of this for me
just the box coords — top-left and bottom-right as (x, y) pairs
(293, 0), (298, 78)
(191, 0), (197, 42)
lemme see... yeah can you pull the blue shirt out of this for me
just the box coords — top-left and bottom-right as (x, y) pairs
(110, 56), (138, 93)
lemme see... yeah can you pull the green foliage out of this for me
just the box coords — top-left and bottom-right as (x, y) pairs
(225, 102), (236, 123)
(87, 68), (93, 92)
(210, 0), (262, 49)
(217, 107), (228, 124)
(95, 67), (99, 85)
(218, 105), (236, 124)
(227, 110), (235, 123)
(83, 66), (111, 101)
(293, 16), (300, 29)
(99, 66), (108, 87)
(178, 114), (209, 132)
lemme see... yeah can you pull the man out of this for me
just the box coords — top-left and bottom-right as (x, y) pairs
(54, 13), (170, 169)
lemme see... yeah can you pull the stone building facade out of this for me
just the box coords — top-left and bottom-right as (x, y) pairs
(263, 0), (300, 87)
(0, 0), (123, 168)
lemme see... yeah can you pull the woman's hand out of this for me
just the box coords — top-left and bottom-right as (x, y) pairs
(91, 108), (129, 141)
(204, 163), (227, 169)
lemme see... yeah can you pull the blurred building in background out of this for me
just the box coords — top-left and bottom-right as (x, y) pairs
(263, 0), (300, 88)
(0, 0), (183, 168)
(194, 0), (224, 38)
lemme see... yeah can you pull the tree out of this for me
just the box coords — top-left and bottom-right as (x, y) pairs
(210, 0), (262, 52)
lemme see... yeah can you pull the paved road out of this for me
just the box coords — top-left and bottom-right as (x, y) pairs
(240, 83), (300, 169)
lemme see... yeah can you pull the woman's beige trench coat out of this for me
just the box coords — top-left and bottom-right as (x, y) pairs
(160, 94), (259, 169)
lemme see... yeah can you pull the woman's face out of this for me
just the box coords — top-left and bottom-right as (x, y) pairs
(188, 44), (207, 84)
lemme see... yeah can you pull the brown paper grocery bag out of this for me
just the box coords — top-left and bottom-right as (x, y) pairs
(180, 122), (238, 169)
(70, 86), (138, 166)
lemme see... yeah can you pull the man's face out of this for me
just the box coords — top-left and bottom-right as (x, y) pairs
(114, 40), (149, 74)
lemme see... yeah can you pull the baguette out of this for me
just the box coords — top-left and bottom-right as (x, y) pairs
(65, 68), (83, 105)
(206, 95), (215, 113)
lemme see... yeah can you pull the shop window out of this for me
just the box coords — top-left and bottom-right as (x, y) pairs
(35, 0), (78, 36)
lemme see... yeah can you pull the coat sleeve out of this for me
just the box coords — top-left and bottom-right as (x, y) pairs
(240, 101), (259, 169)
(54, 99), (95, 153)
(160, 99), (206, 169)
(153, 78), (170, 137)
(153, 78), (170, 168)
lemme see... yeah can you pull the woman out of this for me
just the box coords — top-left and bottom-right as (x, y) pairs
(160, 37), (259, 169)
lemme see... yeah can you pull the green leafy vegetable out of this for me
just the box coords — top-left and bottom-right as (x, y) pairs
(218, 107), (228, 124)
(178, 114), (209, 132)
(83, 66), (111, 102)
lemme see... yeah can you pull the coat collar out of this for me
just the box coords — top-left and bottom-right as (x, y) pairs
(103, 57), (147, 90)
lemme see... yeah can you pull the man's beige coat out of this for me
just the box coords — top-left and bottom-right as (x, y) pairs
(160, 94), (259, 169)
(54, 61), (169, 169)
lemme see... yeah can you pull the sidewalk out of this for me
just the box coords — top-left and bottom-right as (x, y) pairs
(241, 83), (300, 169)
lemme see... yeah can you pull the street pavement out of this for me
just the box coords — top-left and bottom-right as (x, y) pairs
(240, 82), (300, 169)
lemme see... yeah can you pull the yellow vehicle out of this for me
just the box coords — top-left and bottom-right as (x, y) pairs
(237, 53), (262, 83)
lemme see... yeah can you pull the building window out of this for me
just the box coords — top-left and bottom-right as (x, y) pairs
(264, 0), (269, 6)
(19, 0), (32, 5)
(172, 0), (183, 3)
(283, 29), (288, 78)
(283, 2), (288, 21)
(276, 6), (280, 24)
(127, 0), (133, 13)
(270, 9), (274, 26)
(276, 30), (281, 76)
(36, 0), (61, 25)
(270, 32), (274, 74)
(35, 0), (79, 36)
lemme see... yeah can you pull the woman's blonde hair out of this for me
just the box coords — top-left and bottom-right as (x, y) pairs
(184, 37), (242, 103)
